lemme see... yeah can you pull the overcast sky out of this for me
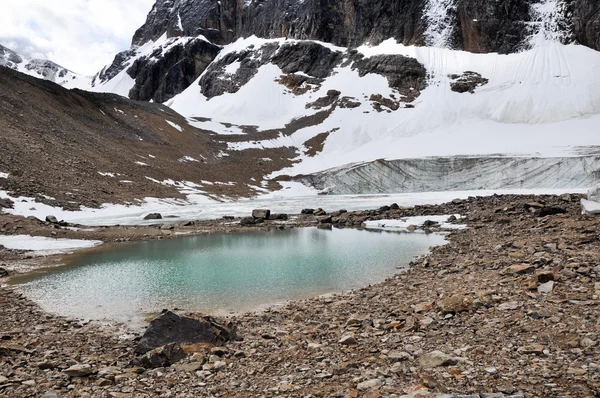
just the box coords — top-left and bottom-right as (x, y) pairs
(0, 0), (155, 75)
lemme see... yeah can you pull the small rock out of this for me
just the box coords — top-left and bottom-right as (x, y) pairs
(45, 215), (59, 224)
(580, 337), (596, 348)
(301, 209), (314, 215)
(339, 334), (358, 346)
(537, 281), (554, 294)
(213, 361), (227, 370)
(41, 392), (61, 398)
(438, 294), (472, 313)
(501, 264), (535, 276)
(419, 351), (458, 368)
(387, 351), (411, 363)
(65, 364), (93, 377)
(517, 345), (545, 355)
(175, 362), (204, 372)
(498, 301), (521, 311)
(413, 302), (433, 313)
(357, 378), (382, 391)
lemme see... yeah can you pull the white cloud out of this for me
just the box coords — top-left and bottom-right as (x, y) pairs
(0, 0), (155, 75)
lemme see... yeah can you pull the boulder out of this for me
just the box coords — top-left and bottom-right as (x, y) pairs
(252, 209), (270, 220)
(137, 343), (186, 369)
(135, 311), (236, 354)
(45, 215), (59, 224)
(144, 213), (163, 220)
(270, 213), (288, 220)
(301, 209), (315, 215)
(0, 267), (8, 277)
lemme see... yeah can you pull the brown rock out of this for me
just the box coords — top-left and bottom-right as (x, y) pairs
(438, 295), (472, 314)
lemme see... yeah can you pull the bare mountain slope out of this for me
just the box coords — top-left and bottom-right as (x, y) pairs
(0, 66), (293, 210)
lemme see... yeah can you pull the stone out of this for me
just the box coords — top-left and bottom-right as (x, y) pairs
(138, 343), (186, 369)
(357, 378), (383, 391)
(240, 217), (256, 226)
(270, 213), (288, 220)
(135, 311), (236, 354)
(251, 209), (270, 219)
(438, 294), (472, 313)
(413, 301), (433, 313)
(0, 267), (8, 277)
(174, 362), (204, 372)
(314, 208), (327, 216)
(387, 351), (411, 362)
(64, 364), (93, 377)
(339, 334), (358, 346)
(501, 264), (535, 276)
(580, 337), (596, 348)
(517, 345), (545, 355)
(41, 392), (61, 398)
(419, 351), (459, 368)
(301, 209), (314, 214)
(498, 301), (521, 311)
(144, 213), (162, 220)
(213, 361), (227, 370)
(537, 281), (554, 294)
(45, 215), (59, 223)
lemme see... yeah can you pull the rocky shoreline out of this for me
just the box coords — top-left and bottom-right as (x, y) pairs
(1, 193), (599, 397)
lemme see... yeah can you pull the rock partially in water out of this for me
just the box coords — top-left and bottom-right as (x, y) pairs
(135, 311), (236, 354)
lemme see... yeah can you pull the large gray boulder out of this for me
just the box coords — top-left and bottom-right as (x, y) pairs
(135, 311), (236, 354)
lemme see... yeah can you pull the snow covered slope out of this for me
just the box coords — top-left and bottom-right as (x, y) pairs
(0, 44), (89, 88)
(85, 0), (600, 195)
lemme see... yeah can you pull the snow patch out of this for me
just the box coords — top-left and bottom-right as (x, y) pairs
(179, 156), (199, 163)
(0, 172), (8, 179)
(0, 235), (102, 255)
(365, 215), (466, 231)
(166, 120), (183, 132)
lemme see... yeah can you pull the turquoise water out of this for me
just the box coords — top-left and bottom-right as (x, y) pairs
(12, 228), (446, 325)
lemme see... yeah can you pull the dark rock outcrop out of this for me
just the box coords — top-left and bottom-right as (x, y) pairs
(354, 54), (427, 100)
(136, 311), (236, 354)
(449, 71), (489, 94)
(128, 38), (221, 102)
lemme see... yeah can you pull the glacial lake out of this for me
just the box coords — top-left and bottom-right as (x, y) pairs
(11, 227), (446, 326)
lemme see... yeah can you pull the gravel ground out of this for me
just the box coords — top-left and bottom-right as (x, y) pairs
(1, 193), (599, 397)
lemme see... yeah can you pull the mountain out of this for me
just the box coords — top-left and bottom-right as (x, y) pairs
(2, 0), (599, 207)
(0, 44), (88, 88)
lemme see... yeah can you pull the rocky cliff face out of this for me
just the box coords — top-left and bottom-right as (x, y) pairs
(132, 0), (600, 52)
